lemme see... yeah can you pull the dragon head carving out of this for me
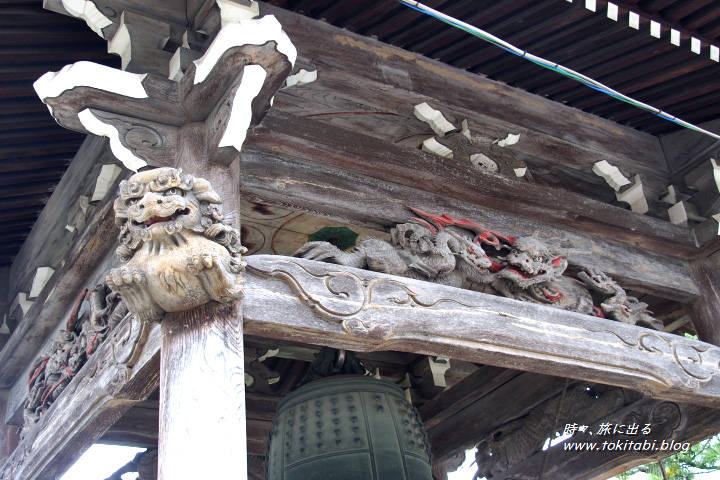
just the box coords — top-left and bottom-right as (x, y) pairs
(497, 235), (567, 287)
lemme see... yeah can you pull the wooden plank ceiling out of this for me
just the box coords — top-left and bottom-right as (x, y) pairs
(1, 0), (719, 266)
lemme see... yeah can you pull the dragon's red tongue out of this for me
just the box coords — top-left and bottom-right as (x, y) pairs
(146, 216), (170, 226)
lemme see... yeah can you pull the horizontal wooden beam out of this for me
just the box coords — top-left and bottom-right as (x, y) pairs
(0, 318), (160, 480)
(496, 398), (720, 480)
(241, 123), (698, 301)
(260, 3), (667, 176)
(243, 255), (720, 408)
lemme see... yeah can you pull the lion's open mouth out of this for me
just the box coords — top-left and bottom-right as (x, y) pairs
(134, 208), (190, 227)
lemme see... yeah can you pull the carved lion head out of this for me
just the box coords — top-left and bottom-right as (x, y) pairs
(114, 167), (242, 261)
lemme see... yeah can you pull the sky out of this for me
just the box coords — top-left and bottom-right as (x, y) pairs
(59, 444), (145, 480)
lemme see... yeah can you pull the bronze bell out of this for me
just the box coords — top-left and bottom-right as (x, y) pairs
(265, 375), (434, 479)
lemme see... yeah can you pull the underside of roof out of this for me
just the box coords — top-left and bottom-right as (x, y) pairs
(1, 0), (719, 266)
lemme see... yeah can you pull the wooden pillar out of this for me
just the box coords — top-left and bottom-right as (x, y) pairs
(690, 257), (720, 346)
(159, 302), (246, 479)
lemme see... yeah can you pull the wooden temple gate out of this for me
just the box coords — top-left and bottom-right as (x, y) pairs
(2, 1), (720, 479)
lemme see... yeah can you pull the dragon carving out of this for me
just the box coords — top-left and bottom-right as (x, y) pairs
(294, 207), (662, 330)
(107, 168), (246, 321)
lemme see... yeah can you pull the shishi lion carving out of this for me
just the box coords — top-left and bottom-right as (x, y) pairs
(107, 168), (246, 321)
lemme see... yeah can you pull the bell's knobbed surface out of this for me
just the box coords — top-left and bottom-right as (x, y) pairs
(266, 375), (433, 480)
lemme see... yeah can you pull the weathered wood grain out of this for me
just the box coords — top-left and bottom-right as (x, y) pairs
(690, 258), (720, 347)
(419, 366), (522, 430)
(239, 141), (698, 301)
(159, 302), (247, 480)
(259, 3), (667, 175)
(8, 135), (119, 302)
(0, 317), (160, 480)
(495, 398), (720, 480)
(0, 193), (120, 389)
(242, 255), (720, 408)
(246, 111), (695, 259)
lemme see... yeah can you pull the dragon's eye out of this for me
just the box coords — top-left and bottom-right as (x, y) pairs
(535, 256), (543, 262)
(165, 187), (180, 196)
(128, 197), (138, 205)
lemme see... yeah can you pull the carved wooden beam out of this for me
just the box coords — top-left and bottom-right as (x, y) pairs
(0, 317), (160, 480)
(32, 15), (295, 171)
(240, 123), (698, 302)
(243, 255), (720, 408)
(495, 399), (720, 480)
(259, 3), (668, 178)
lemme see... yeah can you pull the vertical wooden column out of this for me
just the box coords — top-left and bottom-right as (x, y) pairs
(158, 123), (246, 479)
(690, 257), (720, 346)
(159, 303), (246, 479)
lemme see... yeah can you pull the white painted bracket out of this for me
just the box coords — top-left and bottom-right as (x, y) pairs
(217, 64), (267, 154)
(616, 174), (649, 214)
(284, 69), (318, 88)
(428, 356), (451, 388)
(217, 0), (260, 27)
(29, 267), (56, 299)
(78, 109), (148, 171)
(0, 315), (9, 335)
(91, 164), (124, 201)
(414, 102), (455, 136)
(60, 0), (113, 38)
(593, 160), (631, 191)
(470, 152), (499, 172)
(34, 62), (147, 104)
(194, 15), (297, 84)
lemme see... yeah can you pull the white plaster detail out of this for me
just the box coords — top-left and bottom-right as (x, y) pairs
(169, 49), (184, 81)
(92, 164), (124, 201)
(495, 133), (520, 147)
(592, 160), (631, 191)
(65, 195), (90, 233)
(460, 119), (471, 140)
(671, 29), (681, 46)
(284, 69), (318, 88)
(78, 109), (148, 171)
(108, 23), (132, 69)
(61, 0), (113, 38)
(414, 102), (455, 136)
(628, 11), (640, 29)
(669, 201), (705, 225)
(217, 0), (260, 27)
(711, 45), (719, 62)
(470, 153), (499, 173)
(650, 21), (661, 38)
(29, 267), (55, 299)
(585, 0), (596, 12)
(12, 293), (33, 317)
(218, 65), (268, 154)
(0, 315), (9, 335)
(616, 174), (649, 214)
(660, 185), (679, 205)
(34, 61), (148, 101)
(194, 15), (297, 84)
(607, 3), (618, 21)
(422, 137), (453, 158)
(514, 167), (528, 177)
(691, 38), (701, 54)
(428, 356), (451, 388)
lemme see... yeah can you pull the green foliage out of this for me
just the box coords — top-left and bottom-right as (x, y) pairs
(614, 434), (720, 480)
